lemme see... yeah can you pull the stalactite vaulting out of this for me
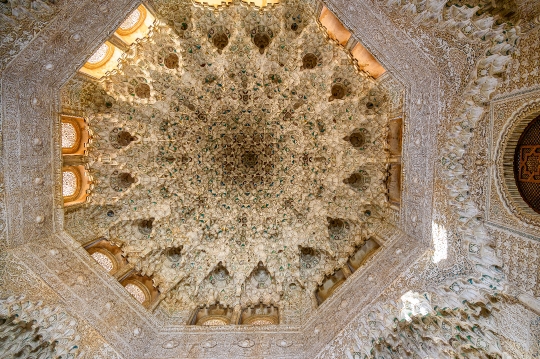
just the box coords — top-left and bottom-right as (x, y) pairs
(1, 0), (540, 357)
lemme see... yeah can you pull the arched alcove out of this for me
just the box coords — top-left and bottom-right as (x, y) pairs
(318, 6), (385, 78)
(114, 5), (155, 46)
(84, 238), (128, 276)
(62, 165), (91, 207)
(347, 238), (381, 272)
(386, 117), (403, 208)
(514, 114), (540, 214)
(61, 115), (89, 155)
(240, 304), (279, 325)
(120, 272), (159, 308)
(79, 42), (123, 79)
(190, 303), (234, 326)
(315, 269), (347, 305)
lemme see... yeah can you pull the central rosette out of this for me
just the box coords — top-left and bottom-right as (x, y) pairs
(201, 114), (302, 197)
(241, 151), (258, 168)
(217, 127), (276, 191)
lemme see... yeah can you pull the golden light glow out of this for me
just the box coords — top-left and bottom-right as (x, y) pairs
(319, 6), (351, 46)
(83, 43), (114, 70)
(61, 122), (76, 149)
(61, 115), (88, 155)
(62, 165), (91, 207)
(319, 6), (386, 79)
(351, 42), (386, 79)
(125, 283), (146, 304)
(115, 5), (155, 45)
(80, 41), (123, 79)
(117, 8), (144, 35)
(63, 170), (78, 197)
(91, 251), (114, 272)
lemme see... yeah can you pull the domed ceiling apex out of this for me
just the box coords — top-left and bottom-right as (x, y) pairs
(63, 0), (395, 322)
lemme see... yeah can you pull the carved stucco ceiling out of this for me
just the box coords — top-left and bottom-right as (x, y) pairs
(5, 0), (540, 355)
(63, 0), (391, 317)
(1, 0), (458, 354)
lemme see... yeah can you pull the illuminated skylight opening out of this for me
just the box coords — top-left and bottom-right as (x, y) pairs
(87, 43), (109, 64)
(63, 171), (77, 197)
(120, 8), (141, 30)
(91, 252), (114, 272)
(61, 122), (76, 148)
(125, 283), (146, 304)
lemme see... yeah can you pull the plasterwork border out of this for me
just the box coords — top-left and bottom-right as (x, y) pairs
(487, 87), (540, 237)
(0, 0), (436, 358)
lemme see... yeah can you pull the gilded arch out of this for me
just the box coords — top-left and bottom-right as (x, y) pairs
(61, 115), (89, 155)
(62, 165), (91, 207)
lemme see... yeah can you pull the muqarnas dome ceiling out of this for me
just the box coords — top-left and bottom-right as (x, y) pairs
(63, 0), (396, 323)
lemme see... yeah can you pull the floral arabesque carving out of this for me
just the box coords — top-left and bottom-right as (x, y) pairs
(0, 0), (63, 74)
(358, 295), (505, 359)
(316, 265), (508, 358)
(386, 0), (517, 298)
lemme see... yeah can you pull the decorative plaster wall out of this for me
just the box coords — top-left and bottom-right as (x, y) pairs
(0, 0), (539, 357)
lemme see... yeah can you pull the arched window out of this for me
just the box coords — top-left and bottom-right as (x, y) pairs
(62, 122), (77, 149)
(61, 115), (88, 155)
(124, 282), (148, 304)
(386, 117), (402, 209)
(120, 273), (159, 308)
(85, 43), (114, 69)
(63, 170), (78, 198)
(514, 115), (540, 214)
(190, 304), (234, 325)
(499, 106), (540, 226)
(91, 251), (115, 272)
(347, 238), (381, 271)
(63, 166), (91, 207)
(317, 271), (345, 303)
(118, 8), (144, 33)
(84, 238), (127, 276)
(240, 304), (279, 325)
(318, 6), (385, 78)
(80, 41), (123, 79)
(114, 5), (155, 46)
